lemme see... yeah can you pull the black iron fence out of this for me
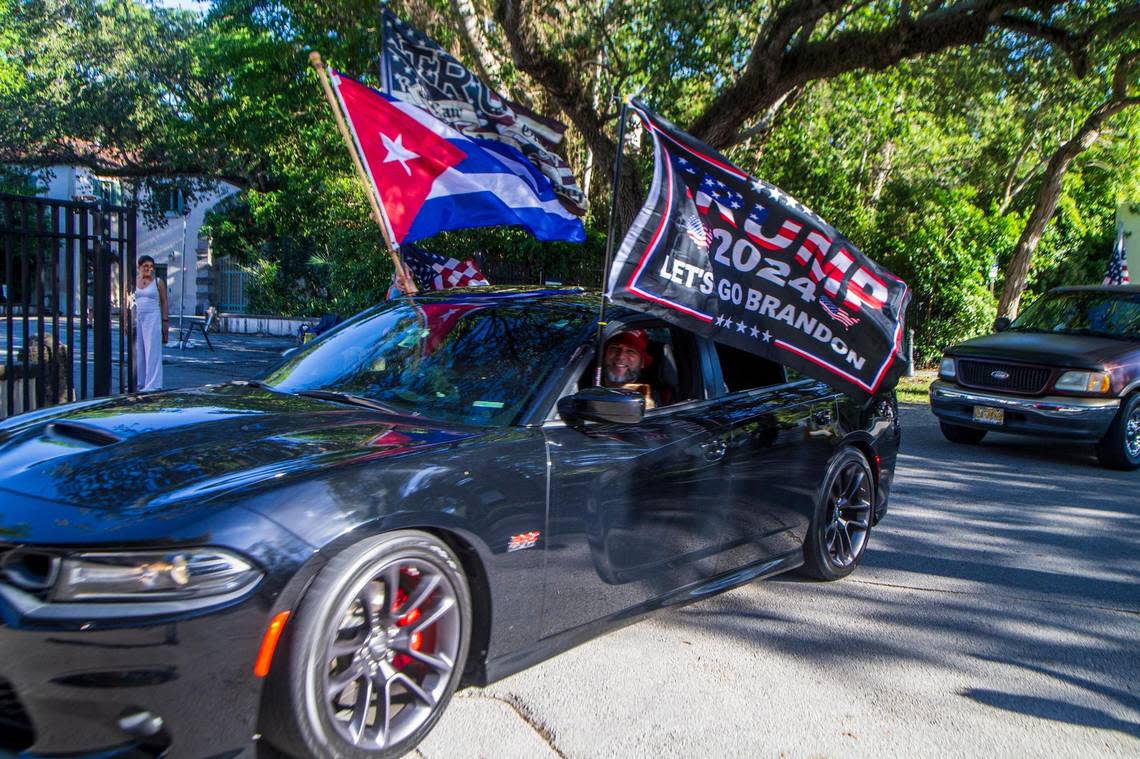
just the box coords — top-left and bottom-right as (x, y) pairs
(0, 193), (136, 419)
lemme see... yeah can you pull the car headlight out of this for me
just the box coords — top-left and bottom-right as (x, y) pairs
(938, 356), (956, 380)
(1054, 370), (1111, 394)
(54, 548), (261, 602)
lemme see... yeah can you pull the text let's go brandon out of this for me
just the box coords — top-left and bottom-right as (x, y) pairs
(656, 202), (880, 373)
(608, 100), (910, 401)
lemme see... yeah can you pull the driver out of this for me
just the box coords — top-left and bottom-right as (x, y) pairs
(602, 330), (659, 410)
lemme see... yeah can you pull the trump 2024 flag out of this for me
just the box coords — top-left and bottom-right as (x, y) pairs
(330, 70), (585, 245)
(609, 101), (910, 402)
(379, 9), (587, 216)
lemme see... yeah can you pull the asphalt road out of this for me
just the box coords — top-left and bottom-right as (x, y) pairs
(420, 403), (1140, 758)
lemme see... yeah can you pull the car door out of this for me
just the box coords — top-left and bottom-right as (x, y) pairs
(708, 343), (841, 573)
(539, 324), (735, 638)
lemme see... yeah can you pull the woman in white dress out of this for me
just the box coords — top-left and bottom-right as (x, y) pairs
(133, 256), (169, 391)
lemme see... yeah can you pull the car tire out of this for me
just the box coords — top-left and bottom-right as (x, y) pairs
(1095, 393), (1140, 470)
(939, 421), (987, 444)
(262, 530), (471, 759)
(799, 448), (875, 581)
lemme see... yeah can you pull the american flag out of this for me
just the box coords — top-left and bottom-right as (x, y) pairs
(402, 245), (490, 291)
(1103, 224), (1130, 285)
(820, 296), (860, 328)
(685, 213), (711, 251)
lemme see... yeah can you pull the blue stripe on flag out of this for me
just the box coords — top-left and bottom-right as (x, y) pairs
(405, 191), (586, 244)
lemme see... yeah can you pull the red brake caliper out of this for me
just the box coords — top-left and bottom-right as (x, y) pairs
(391, 572), (424, 669)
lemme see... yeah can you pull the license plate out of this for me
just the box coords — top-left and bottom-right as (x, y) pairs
(973, 406), (1004, 425)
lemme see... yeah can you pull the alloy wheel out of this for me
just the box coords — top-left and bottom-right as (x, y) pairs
(1126, 408), (1140, 459)
(823, 460), (873, 568)
(319, 557), (461, 751)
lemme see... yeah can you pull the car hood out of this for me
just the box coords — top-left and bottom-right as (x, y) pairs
(947, 331), (1136, 369)
(0, 384), (480, 512)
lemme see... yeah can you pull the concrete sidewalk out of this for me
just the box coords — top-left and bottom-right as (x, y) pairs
(161, 331), (295, 389)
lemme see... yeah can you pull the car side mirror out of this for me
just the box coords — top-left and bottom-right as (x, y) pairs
(557, 387), (645, 428)
(993, 316), (1011, 332)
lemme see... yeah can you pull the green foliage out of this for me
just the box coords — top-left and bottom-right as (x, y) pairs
(6, 0), (1139, 349)
(872, 184), (1021, 364)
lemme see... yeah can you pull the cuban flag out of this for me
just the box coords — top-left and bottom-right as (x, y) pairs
(330, 70), (585, 245)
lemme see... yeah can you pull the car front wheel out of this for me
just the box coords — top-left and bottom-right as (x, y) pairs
(939, 420), (987, 444)
(263, 530), (471, 758)
(1096, 393), (1140, 470)
(800, 448), (875, 581)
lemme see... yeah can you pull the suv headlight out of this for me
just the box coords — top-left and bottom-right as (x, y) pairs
(938, 356), (957, 380)
(1054, 370), (1111, 394)
(54, 548), (261, 602)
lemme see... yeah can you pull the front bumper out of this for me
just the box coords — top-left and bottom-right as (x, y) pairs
(929, 380), (1120, 441)
(0, 581), (270, 758)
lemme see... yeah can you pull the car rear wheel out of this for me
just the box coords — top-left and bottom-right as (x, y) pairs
(799, 448), (874, 581)
(263, 530), (471, 759)
(1096, 393), (1140, 470)
(939, 421), (987, 445)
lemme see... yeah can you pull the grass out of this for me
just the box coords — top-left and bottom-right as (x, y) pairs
(896, 368), (937, 405)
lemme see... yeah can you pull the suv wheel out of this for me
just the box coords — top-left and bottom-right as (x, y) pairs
(1096, 393), (1140, 470)
(263, 530), (471, 758)
(940, 421), (987, 445)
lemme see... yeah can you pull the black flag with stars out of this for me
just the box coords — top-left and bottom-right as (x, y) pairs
(608, 101), (911, 402)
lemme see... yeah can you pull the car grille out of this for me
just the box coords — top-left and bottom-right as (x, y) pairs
(0, 677), (35, 752)
(957, 359), (1051, 395)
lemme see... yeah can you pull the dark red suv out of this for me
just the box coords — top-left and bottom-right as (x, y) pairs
(930, 286), (1140, 469)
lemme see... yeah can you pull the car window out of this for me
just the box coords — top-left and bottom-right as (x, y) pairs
(262, 299), (592, 426)
(712, 342), (787, 393)
(571, 322), (706, 409)
(1011, 291), (1140, 339)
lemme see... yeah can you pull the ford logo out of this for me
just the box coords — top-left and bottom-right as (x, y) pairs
(991, 370), (1011, 381)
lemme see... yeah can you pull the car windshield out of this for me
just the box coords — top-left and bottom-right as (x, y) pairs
(1009, 291), (1140, 340)
(261, 298), (591, 426)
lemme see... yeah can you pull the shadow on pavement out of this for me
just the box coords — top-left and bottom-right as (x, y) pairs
(658, 402), (1140, 745)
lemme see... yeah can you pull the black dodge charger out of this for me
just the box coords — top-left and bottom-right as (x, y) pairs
(0, 288), (900, 757)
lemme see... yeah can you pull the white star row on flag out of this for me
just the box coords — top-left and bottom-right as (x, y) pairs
(714, 313), (772, 342)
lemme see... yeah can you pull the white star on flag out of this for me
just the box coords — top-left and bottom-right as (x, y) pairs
(761, 330), (772, 342)
(750, 325), (760, 338)
(736, 321), (747, 334)
(380, 131), (419, 175)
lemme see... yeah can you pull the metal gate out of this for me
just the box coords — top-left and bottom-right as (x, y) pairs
(0, 193), (136, 419)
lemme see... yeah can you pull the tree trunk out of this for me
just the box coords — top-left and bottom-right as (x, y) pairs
(869, 140), (895, 205)
(997, 55), (1139, 318)
(450, 0), (509, 91)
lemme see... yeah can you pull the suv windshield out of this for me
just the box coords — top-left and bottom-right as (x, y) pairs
(1010, 291), (1140, 340)
(262, 299), (590, 426)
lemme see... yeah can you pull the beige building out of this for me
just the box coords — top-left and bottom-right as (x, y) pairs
(30, 165), (242, 316)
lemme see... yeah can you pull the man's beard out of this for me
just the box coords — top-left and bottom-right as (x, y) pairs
(605, 365), (639, 385)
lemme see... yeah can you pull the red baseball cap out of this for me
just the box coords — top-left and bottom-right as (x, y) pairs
(605, 329), (653, 367)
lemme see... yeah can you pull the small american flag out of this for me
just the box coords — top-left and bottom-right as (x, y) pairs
(682, 187), (711, 251)
(402, 245), (490, 291)
(820, 295), (860, 328)
(1103, 224), (1130, 285)
(684, 212), (711, 251)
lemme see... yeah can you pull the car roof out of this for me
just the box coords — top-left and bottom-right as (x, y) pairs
(1049, 285), (1140, 294)
(400, 285), (644, 318)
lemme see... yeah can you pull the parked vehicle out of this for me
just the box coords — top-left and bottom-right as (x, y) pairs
(0, 287), (900, 758)
(930, 285), (1140, 469)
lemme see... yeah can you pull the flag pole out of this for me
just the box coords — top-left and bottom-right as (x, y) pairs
(594, 97), (631, 386)
(309, 51), (416, 294)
